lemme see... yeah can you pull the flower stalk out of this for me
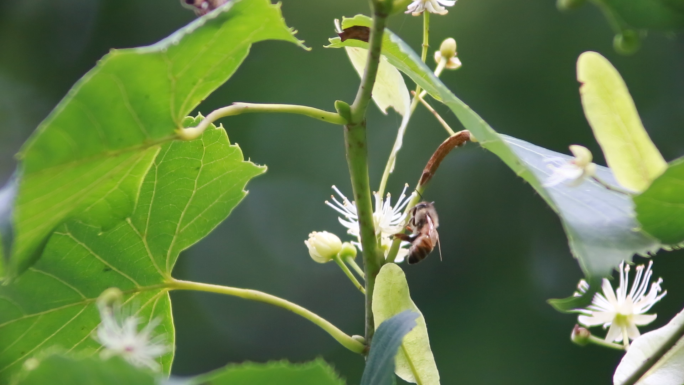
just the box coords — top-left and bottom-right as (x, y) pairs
(334, 255), (366, 294)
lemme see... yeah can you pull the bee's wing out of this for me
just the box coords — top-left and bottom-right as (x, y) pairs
(428, 215), (442, 261)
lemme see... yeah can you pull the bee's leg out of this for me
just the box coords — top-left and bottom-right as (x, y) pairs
(394, 233), (417, 242)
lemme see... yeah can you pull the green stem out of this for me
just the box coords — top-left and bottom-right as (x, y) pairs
(167, 279), (366, 354)
(344, 256), (366, 279)
(334, 255), (366, 294)
(178, 102), (347, 140)
(345, 0), (392, 344)
(421, 11), (430, 63)
(413, 91), (456, 135)
(587, 335), (626, 351)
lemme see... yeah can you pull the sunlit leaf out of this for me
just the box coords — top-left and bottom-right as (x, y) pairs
(12, 354), (344, 385)
(0, 119), (265, 380)
(187, 359), (345, 385)
(361, 310), (418, 385)
(613, 309), (684, 385)
(9, 0), (304, 277)
(634, 158), (684, 245)
(328, 18), (661, 303)
(13, 354), (157, 385)
(373, 263), (439, 385)
(577, 51), (666, 193)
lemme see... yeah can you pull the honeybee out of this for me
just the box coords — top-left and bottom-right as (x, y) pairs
(394, 202), (442, 265)
(181, 0), (229, 15)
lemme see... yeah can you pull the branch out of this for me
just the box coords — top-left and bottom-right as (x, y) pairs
(178, 102), (347, 140)
(168, 279), (366, 354)
(343, 0), (392, 345)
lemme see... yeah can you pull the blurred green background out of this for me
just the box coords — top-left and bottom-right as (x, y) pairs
(1, 0), (683, 383)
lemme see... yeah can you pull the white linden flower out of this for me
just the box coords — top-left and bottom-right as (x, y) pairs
(406, 0), (456, 16)
(543, 145), (597, 188)
(96, 298), (169, 371)
(326, 184), (414, 262)
(576, 261), (666, 346)
(305, 231), (342, 263)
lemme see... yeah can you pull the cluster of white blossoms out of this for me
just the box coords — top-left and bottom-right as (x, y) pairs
(95, 290), (169, 371)
(543, 145), (597, 188)
(406, 0), (456, 16)
(575, 260), (666, 346)
(326, 184), (415, 263)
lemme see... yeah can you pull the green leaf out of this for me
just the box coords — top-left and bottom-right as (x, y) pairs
(0, 119), (265, 380)
(13, 354), (157, 385)
(634, 158), (684, 245)
(12, 355), (344, 385)
(327, 17), (660, 292)
(373, 263), (439, 385)
(577, 51), (667, 193)
(9, 0), (304, 277)
(187, 359), (345, 385)
(361, 310), (418, 385)
(613, 308), (684, 385)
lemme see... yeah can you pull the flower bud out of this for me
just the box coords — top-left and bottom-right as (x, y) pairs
(439, 38), (457, 60)
(434, 38), (462, 70)
(338, 242), (358, 260)
(305, 231), (342, 263)
(571, 324), (591, 346)
(569, 145), (593, 168)
(614, 30), (640, 55)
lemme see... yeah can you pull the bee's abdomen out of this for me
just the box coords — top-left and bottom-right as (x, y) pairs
(406, 236), (433, 264)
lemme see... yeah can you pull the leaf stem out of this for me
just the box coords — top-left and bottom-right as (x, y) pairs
(334, 255), (366, 294)
(167, 279), (366, 354)
(412, 91), (456, 135)
(345, 0), (392, 345)
(178, 102), (348, 140)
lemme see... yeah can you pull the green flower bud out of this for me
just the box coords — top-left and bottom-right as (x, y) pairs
(434, 38), (462, 70)
(571, 324), (591, 346)
(439, 38), (457, 59)
(305, 231), (342, 263)
(338, 242), (358, 260)
(614, 30), (641, 55)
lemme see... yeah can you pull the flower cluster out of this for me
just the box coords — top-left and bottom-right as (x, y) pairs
(326, 184), (415, 263)
(95, 289), (169, 371)
(575, 261), (666, 346)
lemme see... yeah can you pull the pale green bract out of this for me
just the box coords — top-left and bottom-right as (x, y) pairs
(613, 309), (684, 385)
(0, 119), (265, 381)
(8, 0), (305, 278)
(577, 51), (667, 193)
(373, 263), (440, 385)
